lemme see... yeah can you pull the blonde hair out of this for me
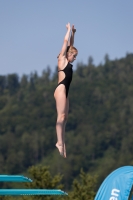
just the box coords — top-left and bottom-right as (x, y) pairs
(67, 46), (78, 54)
(57, 46), (78, 58)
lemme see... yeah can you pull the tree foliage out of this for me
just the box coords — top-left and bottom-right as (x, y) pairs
(0, 53), (133, 194)
(68, 169), (97, 200)
(22, 165), (63, 200)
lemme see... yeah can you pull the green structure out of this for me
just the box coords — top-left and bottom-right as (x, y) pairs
(0, 175), (67, 196)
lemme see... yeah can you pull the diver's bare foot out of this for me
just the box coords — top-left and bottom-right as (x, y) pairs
(64, 143), (66, 158)
(56, 143), (65, 158)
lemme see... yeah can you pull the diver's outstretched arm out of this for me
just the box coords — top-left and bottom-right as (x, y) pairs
(59, 23), (71, 57)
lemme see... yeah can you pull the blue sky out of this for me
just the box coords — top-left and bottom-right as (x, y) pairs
(0, 0), (133, 77)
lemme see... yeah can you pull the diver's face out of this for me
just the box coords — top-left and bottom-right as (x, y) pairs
(68, 52), (78, 63)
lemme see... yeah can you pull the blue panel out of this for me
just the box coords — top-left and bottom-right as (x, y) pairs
(95, 166), (133, 200)
(0, 189), (68, 195)
(0, 175), (32, 182)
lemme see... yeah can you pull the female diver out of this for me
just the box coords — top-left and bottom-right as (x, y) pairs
(54, 23), (78, 158)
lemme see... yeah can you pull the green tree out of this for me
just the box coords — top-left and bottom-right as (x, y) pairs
(20, 75), (28, 88)
(7, 74), (19, 95)
(0, 75), (6, 94)
(68, 169), (98, 200)
(22, 165), (64, 200)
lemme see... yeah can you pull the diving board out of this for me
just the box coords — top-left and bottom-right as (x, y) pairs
(0, 189), (67, 195)
(0, 175), (32, 182)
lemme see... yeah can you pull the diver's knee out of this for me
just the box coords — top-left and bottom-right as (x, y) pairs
(57, 113), (67, 123)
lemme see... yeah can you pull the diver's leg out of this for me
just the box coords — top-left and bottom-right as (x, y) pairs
(63, 97), (69, 158)
(54, 85), (67, 158)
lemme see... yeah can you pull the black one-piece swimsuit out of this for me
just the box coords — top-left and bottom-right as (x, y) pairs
(56, 62), (73, 98)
